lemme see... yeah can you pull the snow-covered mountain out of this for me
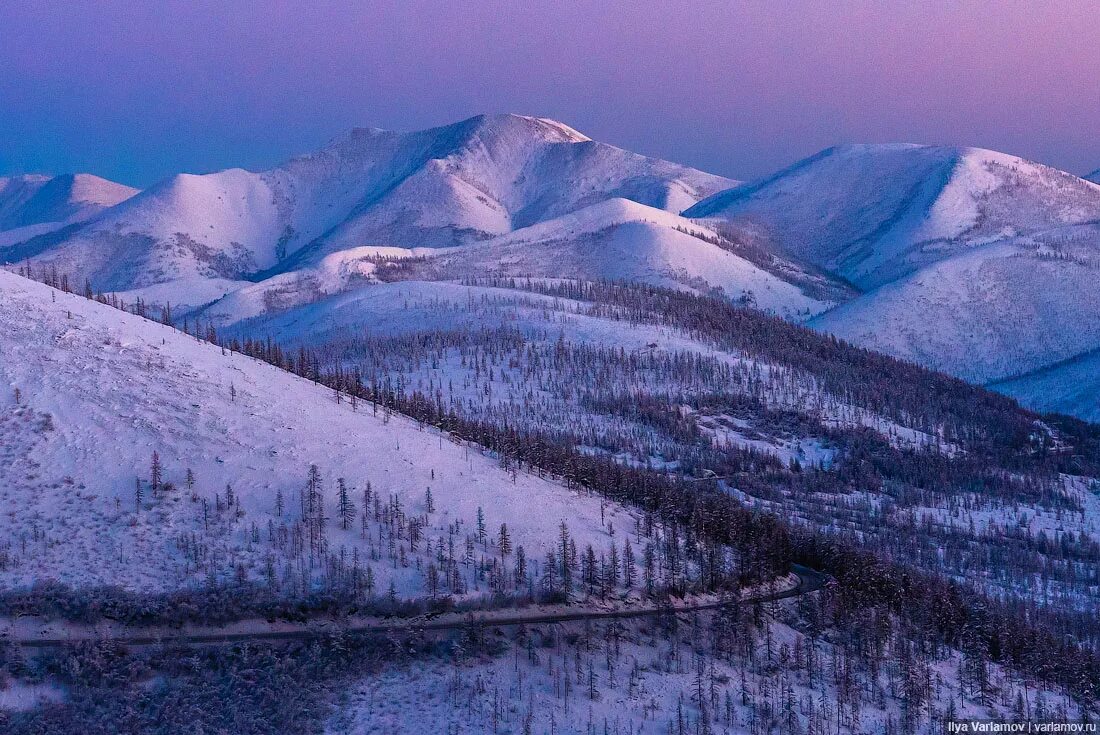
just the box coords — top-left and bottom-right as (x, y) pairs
(8, 131), (1100, 421)
(680, 143), (1100, 415)
(414, 198), (835, 315)
(0, 268), (626, 592)
(188, 197), (847, 327)
(810, 230), (1100, 383)
(685, 144), (1100, 290)
(2, 114), (735, 291)
(0, 173), (138, 247)
(1086, 168), (1100, 184)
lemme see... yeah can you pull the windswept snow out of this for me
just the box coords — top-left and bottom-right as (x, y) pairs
(6, 114), (735, 294)
(369, 199), (833, 317)
(686, 144), (1100, 290)
(0, 173), (138, 232)
(811, 232), (1100, 383)
(0, 269), (630, 594)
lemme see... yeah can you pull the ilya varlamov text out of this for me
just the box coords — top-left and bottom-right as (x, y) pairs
(946, 723), (1098, 734)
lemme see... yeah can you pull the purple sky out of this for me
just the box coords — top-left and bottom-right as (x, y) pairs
(2, 0), (1097, 187)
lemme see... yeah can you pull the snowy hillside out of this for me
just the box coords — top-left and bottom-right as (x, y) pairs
(684, 143), (1100, 416)
(685, 144), (1100, 290)
(346, 198), (834, 317)
(193, 246), (440, 324)
(0, 268), (631, 594)
(0, 173), (137, 247)
(811, 231), (1100, 383)
(185, 200), (836, 327)
(994, 346), (1100, 422)
(4, 114), (735, 293)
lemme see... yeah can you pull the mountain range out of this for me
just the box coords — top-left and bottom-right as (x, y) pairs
(3, 115), (1099, 731)
(3, 114), (1099, 421)
(0, 173), (137, 247)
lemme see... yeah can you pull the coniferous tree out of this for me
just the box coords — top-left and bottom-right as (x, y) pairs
(306, 464), (322, 518)
(150, 451), (162, 494)
(337, 478), (355, 530)
(498, 523), (512, 560)
(623, 540), (636, 589)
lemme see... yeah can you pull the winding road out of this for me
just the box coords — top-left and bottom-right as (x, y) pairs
(5, 565), (829, 649)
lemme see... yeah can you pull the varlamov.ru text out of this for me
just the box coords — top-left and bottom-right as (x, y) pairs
(947, 723), (1097, 734)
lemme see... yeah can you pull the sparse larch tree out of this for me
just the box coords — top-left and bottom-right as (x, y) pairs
(498, 523), (512, 560)
(150, 451), (162, 495)
(337, 478), (355, 530)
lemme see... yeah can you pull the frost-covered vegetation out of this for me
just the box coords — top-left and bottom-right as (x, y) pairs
(9, 266), (1097, 715)
(4, 117), (1100, 730)
(0, 586), (1089, 734)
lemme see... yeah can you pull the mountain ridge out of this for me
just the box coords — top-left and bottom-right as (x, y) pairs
(1, 114), (736, 291)
(685, 143), (1100, 290)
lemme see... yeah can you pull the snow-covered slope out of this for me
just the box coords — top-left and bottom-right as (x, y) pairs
(0, 173), (138, 247)
(380, 198), (833, 317)
(0, 269), (629, 593)
(993, 347), (1100, 422)
(685, 144), (1100, 290)
(194, 245), (441, 324)
(293, 114), (736, 260)
(7, 114), (735, 292)
(1, 168), (286, 289)
(810, 231), (1100, 383)
(686, 143), (1100, 415)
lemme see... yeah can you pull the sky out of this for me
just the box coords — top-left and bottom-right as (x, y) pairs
(1, 0), (1097, 188)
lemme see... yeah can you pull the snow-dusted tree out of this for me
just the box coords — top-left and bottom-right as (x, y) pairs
(306, 464), (322, 518)
(623, 540), (636, 589)
(150, 451), (162, 494)
(337, 478), (355, 530)
(498, 523), (512, 560)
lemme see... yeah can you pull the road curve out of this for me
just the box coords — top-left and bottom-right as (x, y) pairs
(9, 565), (829, 649)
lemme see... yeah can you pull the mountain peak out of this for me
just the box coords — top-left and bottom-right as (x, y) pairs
(459, 113), (592, 143)
(0, 172), (138, 232)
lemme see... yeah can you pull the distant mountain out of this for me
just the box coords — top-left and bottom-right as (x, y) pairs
(685, 144), (1100, 290)
(2, 114), (735, 291)
(0, 173), (137, 247)
(810, 229), (1100, 384)
(680, 143), (1100, 414)
(1087, 168), (1100, 184)
(8, 129), (1100, 421)
(356, 198), (843, 316)
(190, 197), (848, 326)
